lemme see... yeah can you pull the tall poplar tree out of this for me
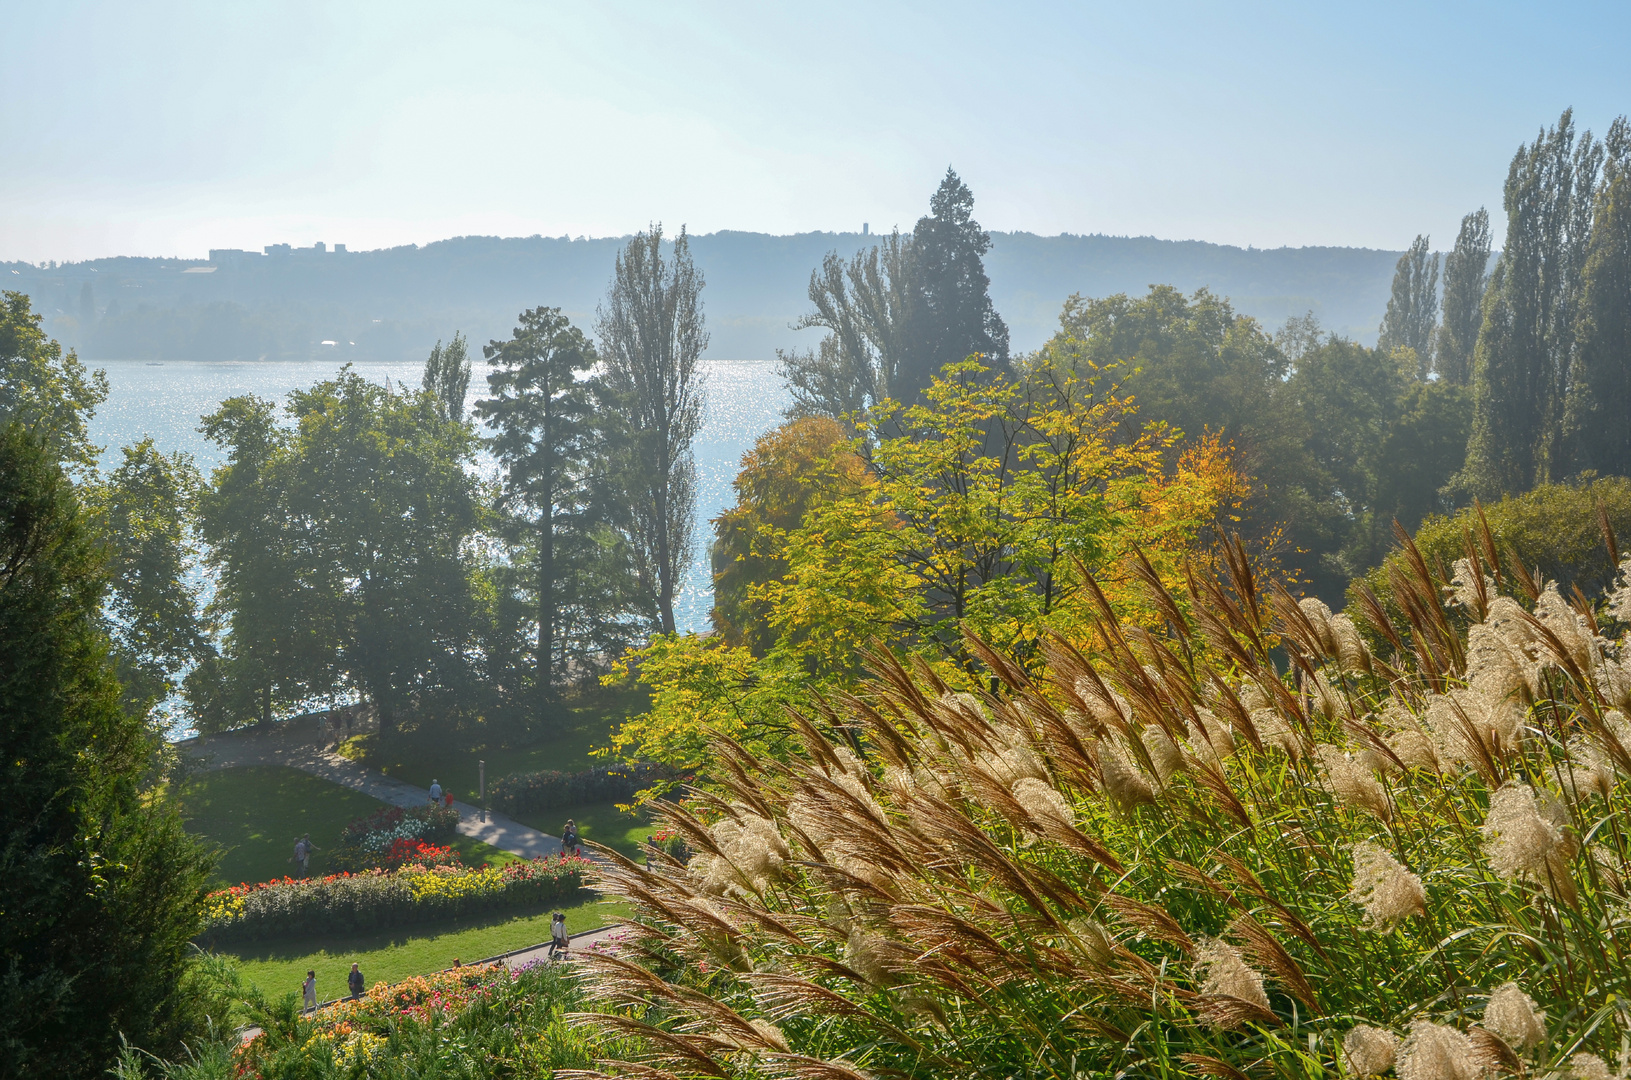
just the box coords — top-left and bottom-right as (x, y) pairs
(596, 225), (707, 636)
(477, 308), (630, 706)
(1463, 109), (1604, 497)
(423, 332), (472, 422)
(1434, 209), (1492, 385)
(1377, 234), (1440, 376)
(1566, 116), (1631, 477)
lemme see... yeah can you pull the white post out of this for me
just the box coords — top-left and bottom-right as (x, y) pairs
(479, 759), (486, 823)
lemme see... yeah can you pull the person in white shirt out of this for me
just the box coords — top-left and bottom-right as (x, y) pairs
(302, 970), (317, 1011)
(428, 779), (442, 805)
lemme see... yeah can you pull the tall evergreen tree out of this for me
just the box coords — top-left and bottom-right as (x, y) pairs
(477, 308), (641, 707)
(1566, 116), (1631, 477)
(897, 168), (1010, 397)
(1463, 109), (1605, 497)
(424, 332), (472, 422)
(1377, 234), (1440, 376)
(0, 423), (212, 1077)
(596, 225), (708, 636)
(1434, 209), (1493, 385)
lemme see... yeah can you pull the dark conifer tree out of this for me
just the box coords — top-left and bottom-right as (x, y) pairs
(1378, 234), (1440, 375)
(1434, 209), (1492, 386)
(897, 168), (1010, 397)
(1566, 116), (1631, 477)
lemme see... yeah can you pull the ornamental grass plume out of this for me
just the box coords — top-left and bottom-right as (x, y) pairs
(1482, 981), (1546, 1051)
(1343, 1024), (1401, 1076)
(1397, 1021), (1479, 1080)
(569, 517), (1631, 1080)
(1317, 745), (1392, 821)
(1348, 841), (1425, 930)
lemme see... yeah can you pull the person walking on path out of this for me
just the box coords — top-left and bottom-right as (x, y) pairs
(549, 912), (569, 960)
(443, 788), (454, 810)
(428, 779), (442, 806)
(561, 819), (579, 857)
(348, 963), (364, 1001)
(293, 834), (317, 876)
(302, 970), (317, 1011)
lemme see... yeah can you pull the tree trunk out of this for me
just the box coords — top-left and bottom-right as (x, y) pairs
(538, 496), (555, 709)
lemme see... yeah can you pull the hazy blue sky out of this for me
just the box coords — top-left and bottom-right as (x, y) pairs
(4, 1), (1628, 262)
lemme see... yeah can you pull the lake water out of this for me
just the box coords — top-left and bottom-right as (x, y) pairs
(88, 357), (791, 635)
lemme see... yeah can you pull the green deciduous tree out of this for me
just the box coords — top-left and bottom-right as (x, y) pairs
(192, 372), (486, 731)
(596, 225), (708, 636)
(98, 438), (206, 717)
(1566, 117), (1631, 477)
(1377, 234), (1440, 378)
(0, 423), (211, 1078)
(1464, 109), (1605, 497)
(0, 290), (107, 477)
(1434, 209), (1492, 386)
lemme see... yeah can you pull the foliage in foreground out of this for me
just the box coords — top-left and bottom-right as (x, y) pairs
(0, 422), (213, 1078)
(201, 857), (590, 943)
(573, 527), (1631, 1080)
(118, 958), (604, 1080)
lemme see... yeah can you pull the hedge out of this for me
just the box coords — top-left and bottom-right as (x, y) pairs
(490, 763), (682, 816)
(200, 857), (589, 943)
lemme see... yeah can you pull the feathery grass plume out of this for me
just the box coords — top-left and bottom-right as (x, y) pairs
(1570, 1053), (1616, 1080)
(1397, 1021), (1480, 1080)
(1482, 981), (1546, 1051)
(1343, 1025), (1402, 1076)
(1333, 612), (1373, 673)
(1077, 677), (1132, 727)
(1011, 777), (1075, 828)
(1386, 728), (1441, 771)
(1560, 737), (1615, 803)
(1426, 689), (1519, 766)
(1251, 707), (1306, 759)
(1098, 738), (1156, 812)
(1348, 840), (1426, 930)
(1141, 724), (1187, 784)
(1466, 621), (1540, 707)
(1445, 557), (1495, 614)
(1537, 582), (1601, 675)
(1186, 707), (1237, 764)
(1195, 938), (1270, 1011)
(1299, 596), (1341, 657)
(1610, 557), (1631, 624)
(1317, 745), (1392, 821)
(844, 927), (898, 989)
(1481, 782), (1577, 895)
(1311, 670), (1343, 719)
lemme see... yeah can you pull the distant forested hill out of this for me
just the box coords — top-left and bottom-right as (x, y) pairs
(2, 231), (1402, 364)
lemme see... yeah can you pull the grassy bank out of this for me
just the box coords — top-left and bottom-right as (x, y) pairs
(220, 893), (629, 999)
(179, 765), (518, 885)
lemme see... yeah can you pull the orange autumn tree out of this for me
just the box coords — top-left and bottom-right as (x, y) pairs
(606, 358), (1244, 774)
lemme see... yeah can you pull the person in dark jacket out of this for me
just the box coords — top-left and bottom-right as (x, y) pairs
(348, 963), (364, 1000)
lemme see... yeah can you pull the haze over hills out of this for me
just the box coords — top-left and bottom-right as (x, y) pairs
(3, 231), (1405, 366)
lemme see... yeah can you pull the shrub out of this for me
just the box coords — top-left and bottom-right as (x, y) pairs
(125, 958), (603, 1079)
(573, 529), (1631, 1079)
(200, 857), (589, 943)
(1351, 475), (1631, 617)
(490, 762), (681, 815)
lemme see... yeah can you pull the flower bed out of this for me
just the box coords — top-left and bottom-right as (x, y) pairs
(490, 762), (682, 815)
(230, 960), (599, 1078)
(200, 856), (590, 943)
(330, 802), (461, 872)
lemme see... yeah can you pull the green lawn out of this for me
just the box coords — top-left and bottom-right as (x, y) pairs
(179, 766), (518, 885)
(509, 799), (658, 862)
(219, 894), (630, 999)
(339, 685), (649, 800)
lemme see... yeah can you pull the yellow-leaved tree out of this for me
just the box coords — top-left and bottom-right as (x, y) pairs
(604, 358), (1245, 776)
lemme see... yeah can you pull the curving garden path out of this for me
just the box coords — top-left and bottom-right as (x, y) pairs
(183, 724), (571, 860)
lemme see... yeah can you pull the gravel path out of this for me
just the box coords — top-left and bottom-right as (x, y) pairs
(185, 725), (569, 859)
